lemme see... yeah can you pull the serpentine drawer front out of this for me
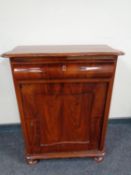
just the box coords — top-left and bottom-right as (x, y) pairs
(12, 62), (114, 80)
(2, 45), (124, 165)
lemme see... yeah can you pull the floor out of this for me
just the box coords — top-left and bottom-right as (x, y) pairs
(0, 122), (131, 175)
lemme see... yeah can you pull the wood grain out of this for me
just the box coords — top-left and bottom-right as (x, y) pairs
(1, 45), (124, 164)
(2, 45), (124, 58)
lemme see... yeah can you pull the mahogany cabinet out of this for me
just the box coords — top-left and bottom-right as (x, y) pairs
(2, 45), (124, 164)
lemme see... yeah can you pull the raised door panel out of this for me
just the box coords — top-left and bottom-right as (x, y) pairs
(20, 82), (108, 154)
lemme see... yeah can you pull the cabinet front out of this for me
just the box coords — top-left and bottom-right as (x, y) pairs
(19, 82), (108, 154)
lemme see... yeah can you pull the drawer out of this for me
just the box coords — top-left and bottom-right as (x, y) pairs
(13, 63), (114, 80)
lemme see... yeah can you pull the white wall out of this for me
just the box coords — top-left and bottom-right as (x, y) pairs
(0, 0), (131, 124)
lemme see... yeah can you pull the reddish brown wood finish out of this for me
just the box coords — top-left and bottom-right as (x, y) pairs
(2, 45), (123, 164)
(2, 45), (124, 58)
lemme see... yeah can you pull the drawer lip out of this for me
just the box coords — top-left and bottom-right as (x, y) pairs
(12, 62), (115, 80)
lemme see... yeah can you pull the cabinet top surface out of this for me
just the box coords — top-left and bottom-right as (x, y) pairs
(2, 45), (124, 58)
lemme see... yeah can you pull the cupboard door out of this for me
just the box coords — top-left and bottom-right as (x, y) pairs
(20, 82), (108, 153)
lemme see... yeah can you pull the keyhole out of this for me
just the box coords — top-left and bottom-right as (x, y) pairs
(62, 65), (67, 71)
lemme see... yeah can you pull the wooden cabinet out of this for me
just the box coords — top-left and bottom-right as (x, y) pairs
(2, 45), (124, 164)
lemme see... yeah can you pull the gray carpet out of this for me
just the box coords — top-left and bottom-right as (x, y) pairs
(0, 123), (131, 175)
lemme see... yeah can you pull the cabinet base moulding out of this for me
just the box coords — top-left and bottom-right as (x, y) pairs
(26, 150), (105, 164)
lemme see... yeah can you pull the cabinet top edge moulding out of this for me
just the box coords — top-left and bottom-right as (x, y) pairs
(2, 45), (124, 58)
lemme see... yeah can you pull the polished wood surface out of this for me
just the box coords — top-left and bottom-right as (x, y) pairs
(2, 45), (124, 58)
(13, 62), (114, 80)
(2, 45), (124, 164)
(21, 82), (107, 154)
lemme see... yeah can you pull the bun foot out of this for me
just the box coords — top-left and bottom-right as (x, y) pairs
(26, 157), (38, 165)
(94, 156), (104, 163)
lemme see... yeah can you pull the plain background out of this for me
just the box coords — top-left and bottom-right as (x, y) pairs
(0, 0), (131, 124)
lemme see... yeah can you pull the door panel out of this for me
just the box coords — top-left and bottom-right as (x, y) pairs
(20, 82), (108, 153)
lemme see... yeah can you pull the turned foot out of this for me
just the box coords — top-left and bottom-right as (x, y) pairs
(94, 156), (104, 163)
(26, 157), (38, 165)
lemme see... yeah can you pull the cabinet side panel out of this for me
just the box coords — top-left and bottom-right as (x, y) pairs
(10, 60), (32, 154)
(99, 58), (118, 150)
